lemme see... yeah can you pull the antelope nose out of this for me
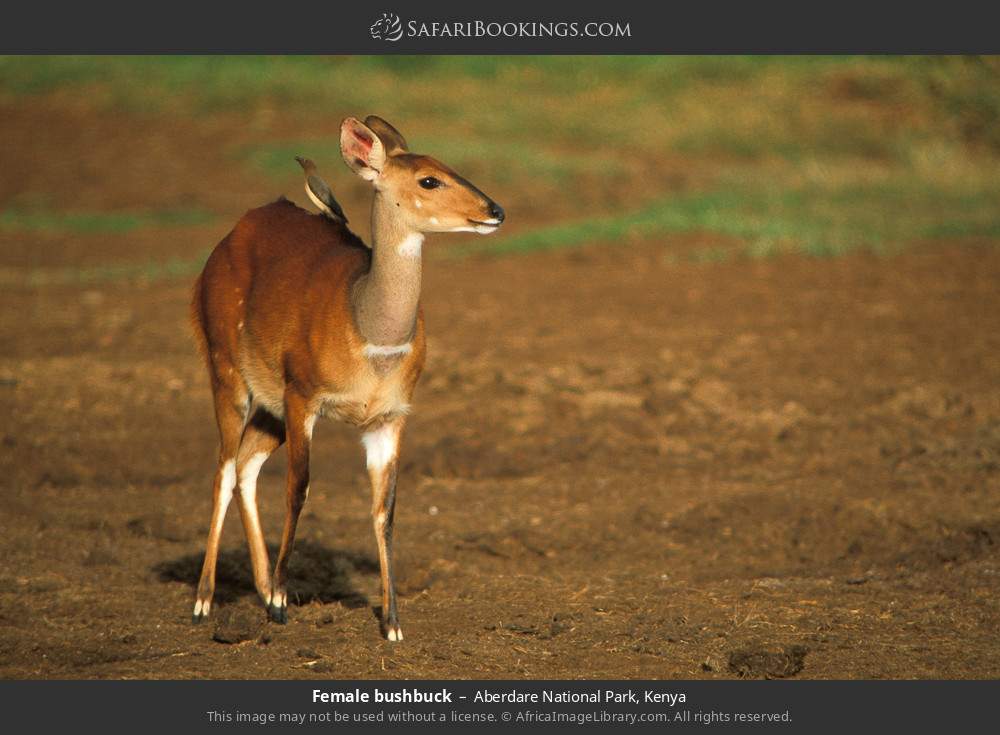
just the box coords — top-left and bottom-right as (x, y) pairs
(488, 201), (505, 224)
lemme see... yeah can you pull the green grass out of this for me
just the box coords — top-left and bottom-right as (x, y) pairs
(0, 207), (214, 234)
(243, 135), (628, 187)
(0, 256), (209, 287)
(0, 56), (372, 112)
(1, 55), (999, 283)
(4, 56), (996, 150)
(4, 56), (999, 184)
(454, 180), (1000, 259)
(9, 175), (994, 286)
(0, 55), (832, 104)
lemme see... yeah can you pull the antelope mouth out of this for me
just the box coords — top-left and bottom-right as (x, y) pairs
(467, 218), (501, 233)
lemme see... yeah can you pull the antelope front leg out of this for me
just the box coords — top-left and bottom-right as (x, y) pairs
(362, 419), (404, 641)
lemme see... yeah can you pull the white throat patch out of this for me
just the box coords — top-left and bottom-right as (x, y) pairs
(363, 342), (413, 358)
(397, 232), (424, 258)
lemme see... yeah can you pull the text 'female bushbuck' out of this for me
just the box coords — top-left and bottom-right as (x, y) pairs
(190, 116), (504, 640)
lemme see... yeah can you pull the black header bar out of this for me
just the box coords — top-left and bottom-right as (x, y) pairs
(1, 1), (997, 54)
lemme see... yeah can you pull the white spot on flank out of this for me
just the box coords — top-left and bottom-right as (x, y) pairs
(363, 343), (412, 358)
(413, 199), (422, 209)
(397, 232), (423, 257)
(429, 217), (439, 226)
(237, 321), (244, 330)
(362, 423), (399, 470)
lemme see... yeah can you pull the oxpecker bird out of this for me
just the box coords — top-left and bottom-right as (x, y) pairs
(295, 156), (348, 223)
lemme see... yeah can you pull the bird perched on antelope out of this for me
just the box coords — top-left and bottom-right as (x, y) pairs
(189, 115), (504, 641)
(295, 155), (348, 224)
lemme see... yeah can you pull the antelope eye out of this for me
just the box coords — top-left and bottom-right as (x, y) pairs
(418, 176), (442, 190)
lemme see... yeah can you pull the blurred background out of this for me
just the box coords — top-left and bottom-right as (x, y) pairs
(1, 57), (999, 680)
(2, 56), (999, 276)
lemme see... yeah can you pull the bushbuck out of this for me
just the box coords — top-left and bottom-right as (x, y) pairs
(189, 115), (504, 640)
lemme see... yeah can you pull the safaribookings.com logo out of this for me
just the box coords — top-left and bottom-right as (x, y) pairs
(370, 13), (404, 41)
(370, 13), (631, 42)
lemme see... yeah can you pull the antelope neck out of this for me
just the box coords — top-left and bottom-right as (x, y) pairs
(351, 190), (424, 349)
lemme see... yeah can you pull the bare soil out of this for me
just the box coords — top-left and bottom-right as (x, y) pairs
(1, 101), (999, 679)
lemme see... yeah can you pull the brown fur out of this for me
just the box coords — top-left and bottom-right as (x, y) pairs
(189, 115), (501, 640)
(192, 200), (425, 427)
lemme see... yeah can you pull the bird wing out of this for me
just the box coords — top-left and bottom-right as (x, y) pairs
(296, 156), (348, 223)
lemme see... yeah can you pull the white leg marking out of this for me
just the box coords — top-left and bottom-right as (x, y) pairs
(397, 232), (424, 257)
(304, 414), (317, 440)
(238, 452), (270, 605)
(217, 460), (237, 518)
(387, 626), (403, 642)
(362, 423), (399, 470)
(239, 452), (268, 500)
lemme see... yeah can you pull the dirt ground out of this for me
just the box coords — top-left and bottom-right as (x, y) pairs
(1, 103), (999, 680)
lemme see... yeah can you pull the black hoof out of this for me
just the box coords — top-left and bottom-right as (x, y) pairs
(268, 603), (287, 624)
(192, 613), (205, 625)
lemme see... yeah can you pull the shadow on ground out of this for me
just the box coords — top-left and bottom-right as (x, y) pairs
(153, 540), (378, 609)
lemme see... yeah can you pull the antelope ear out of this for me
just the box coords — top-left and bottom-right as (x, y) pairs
(364, 115), (409, 156)
(340, 117), (386, 181)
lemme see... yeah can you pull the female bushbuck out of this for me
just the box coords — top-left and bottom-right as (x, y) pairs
(190, 116), (504, 640)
